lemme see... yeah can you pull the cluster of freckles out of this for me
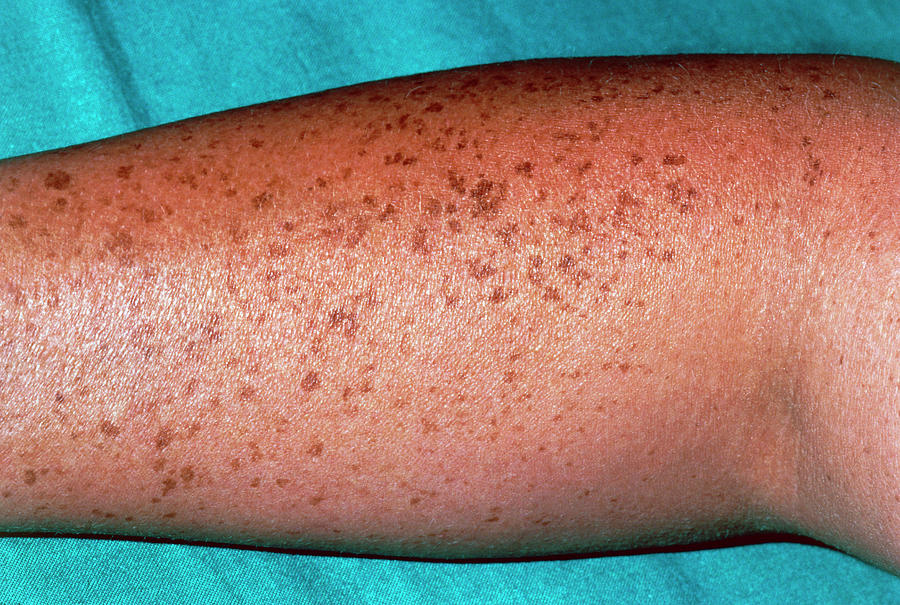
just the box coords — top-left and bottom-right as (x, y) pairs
(0, 56), (876, 533)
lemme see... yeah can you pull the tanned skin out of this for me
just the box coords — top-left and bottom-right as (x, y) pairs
(0, 55), (897, 574)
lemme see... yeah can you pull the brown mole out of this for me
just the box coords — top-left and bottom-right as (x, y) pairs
(44, 171), (72, 190)
(301, 372), (320, 391)
(98, 421), (121, 437)
(155, 428), (173, 450)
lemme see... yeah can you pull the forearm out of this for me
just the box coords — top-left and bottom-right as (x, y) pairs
(0, 55), (896, 566)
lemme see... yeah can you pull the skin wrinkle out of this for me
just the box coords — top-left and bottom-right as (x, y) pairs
(0, 55), (897, 572)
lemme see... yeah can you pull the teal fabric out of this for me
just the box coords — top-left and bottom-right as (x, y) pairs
(1, 0), (898, 602)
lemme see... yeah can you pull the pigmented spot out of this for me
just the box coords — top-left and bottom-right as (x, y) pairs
(106, 230), (134, 263)
(202, 314), (223, 343)
(238, 385), (256, 401)
(630, 153), (644, 165)
(116, 165), (134, 180)
(455, 76), (480, 91)
(557, 255), (575, 272)
(155, 428), (173, 450)
(427, 126), (448, 146)
(301, 372), (320, 391)
(343, 214), (370, 248)
(99, 420), (120, 437)
(494, 222), (519, 247)
(307, 441), (324, 457)
(411, 225), (429, 255)
(647, 247), (676, 262)
(510, 79), (537, 94)
(161, 477), (177, 495)
(276, 478), (289, 488)
(268, 242), (290, 258)
(514, 161), (533, 176)
(139, 207), (162, 223)
(52, 197), (68, 212)
(328, 308), (357, 338)
(309, 495), (325, 506)
(424, 102), (444, 112)
(447, 171), (466, 194)
(177, 173), (199, 189)
(543, 286), (561, 302)
(23, 469), (37, 485)
(664, 179), (697, 214)
(614, 189), (643, 220)
(44, 171), (72, 190)
(489, 286), (508, 304)
(467, 257), (497, 280)
(180, 466), (195, 483)
(803, 155), (822, 186)
(384, 151), (417, 166)
(6, 214), (26, 229)
(470, 179), (501, 218)
(662, 154), (686, 166)
(424, 198), (443, 217)
(553, 200), (579, 227)
(378, 203), (397, 222)
(251, 191), (274, 210)
(552, 132), (580, 143)
(250, 138), (265, 148)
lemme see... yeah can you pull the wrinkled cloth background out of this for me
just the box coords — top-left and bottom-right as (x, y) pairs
(1, 1), (898, 602)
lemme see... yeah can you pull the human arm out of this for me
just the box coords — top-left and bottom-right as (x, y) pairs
(0, 54), (897, 572)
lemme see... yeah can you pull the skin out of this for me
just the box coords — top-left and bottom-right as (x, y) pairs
(0, 54), (897, 574)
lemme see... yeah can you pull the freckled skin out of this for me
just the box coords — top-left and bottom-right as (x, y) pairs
(0, 55), (898, 573)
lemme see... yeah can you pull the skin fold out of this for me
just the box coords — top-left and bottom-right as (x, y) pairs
(0, 54), (897, 573)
